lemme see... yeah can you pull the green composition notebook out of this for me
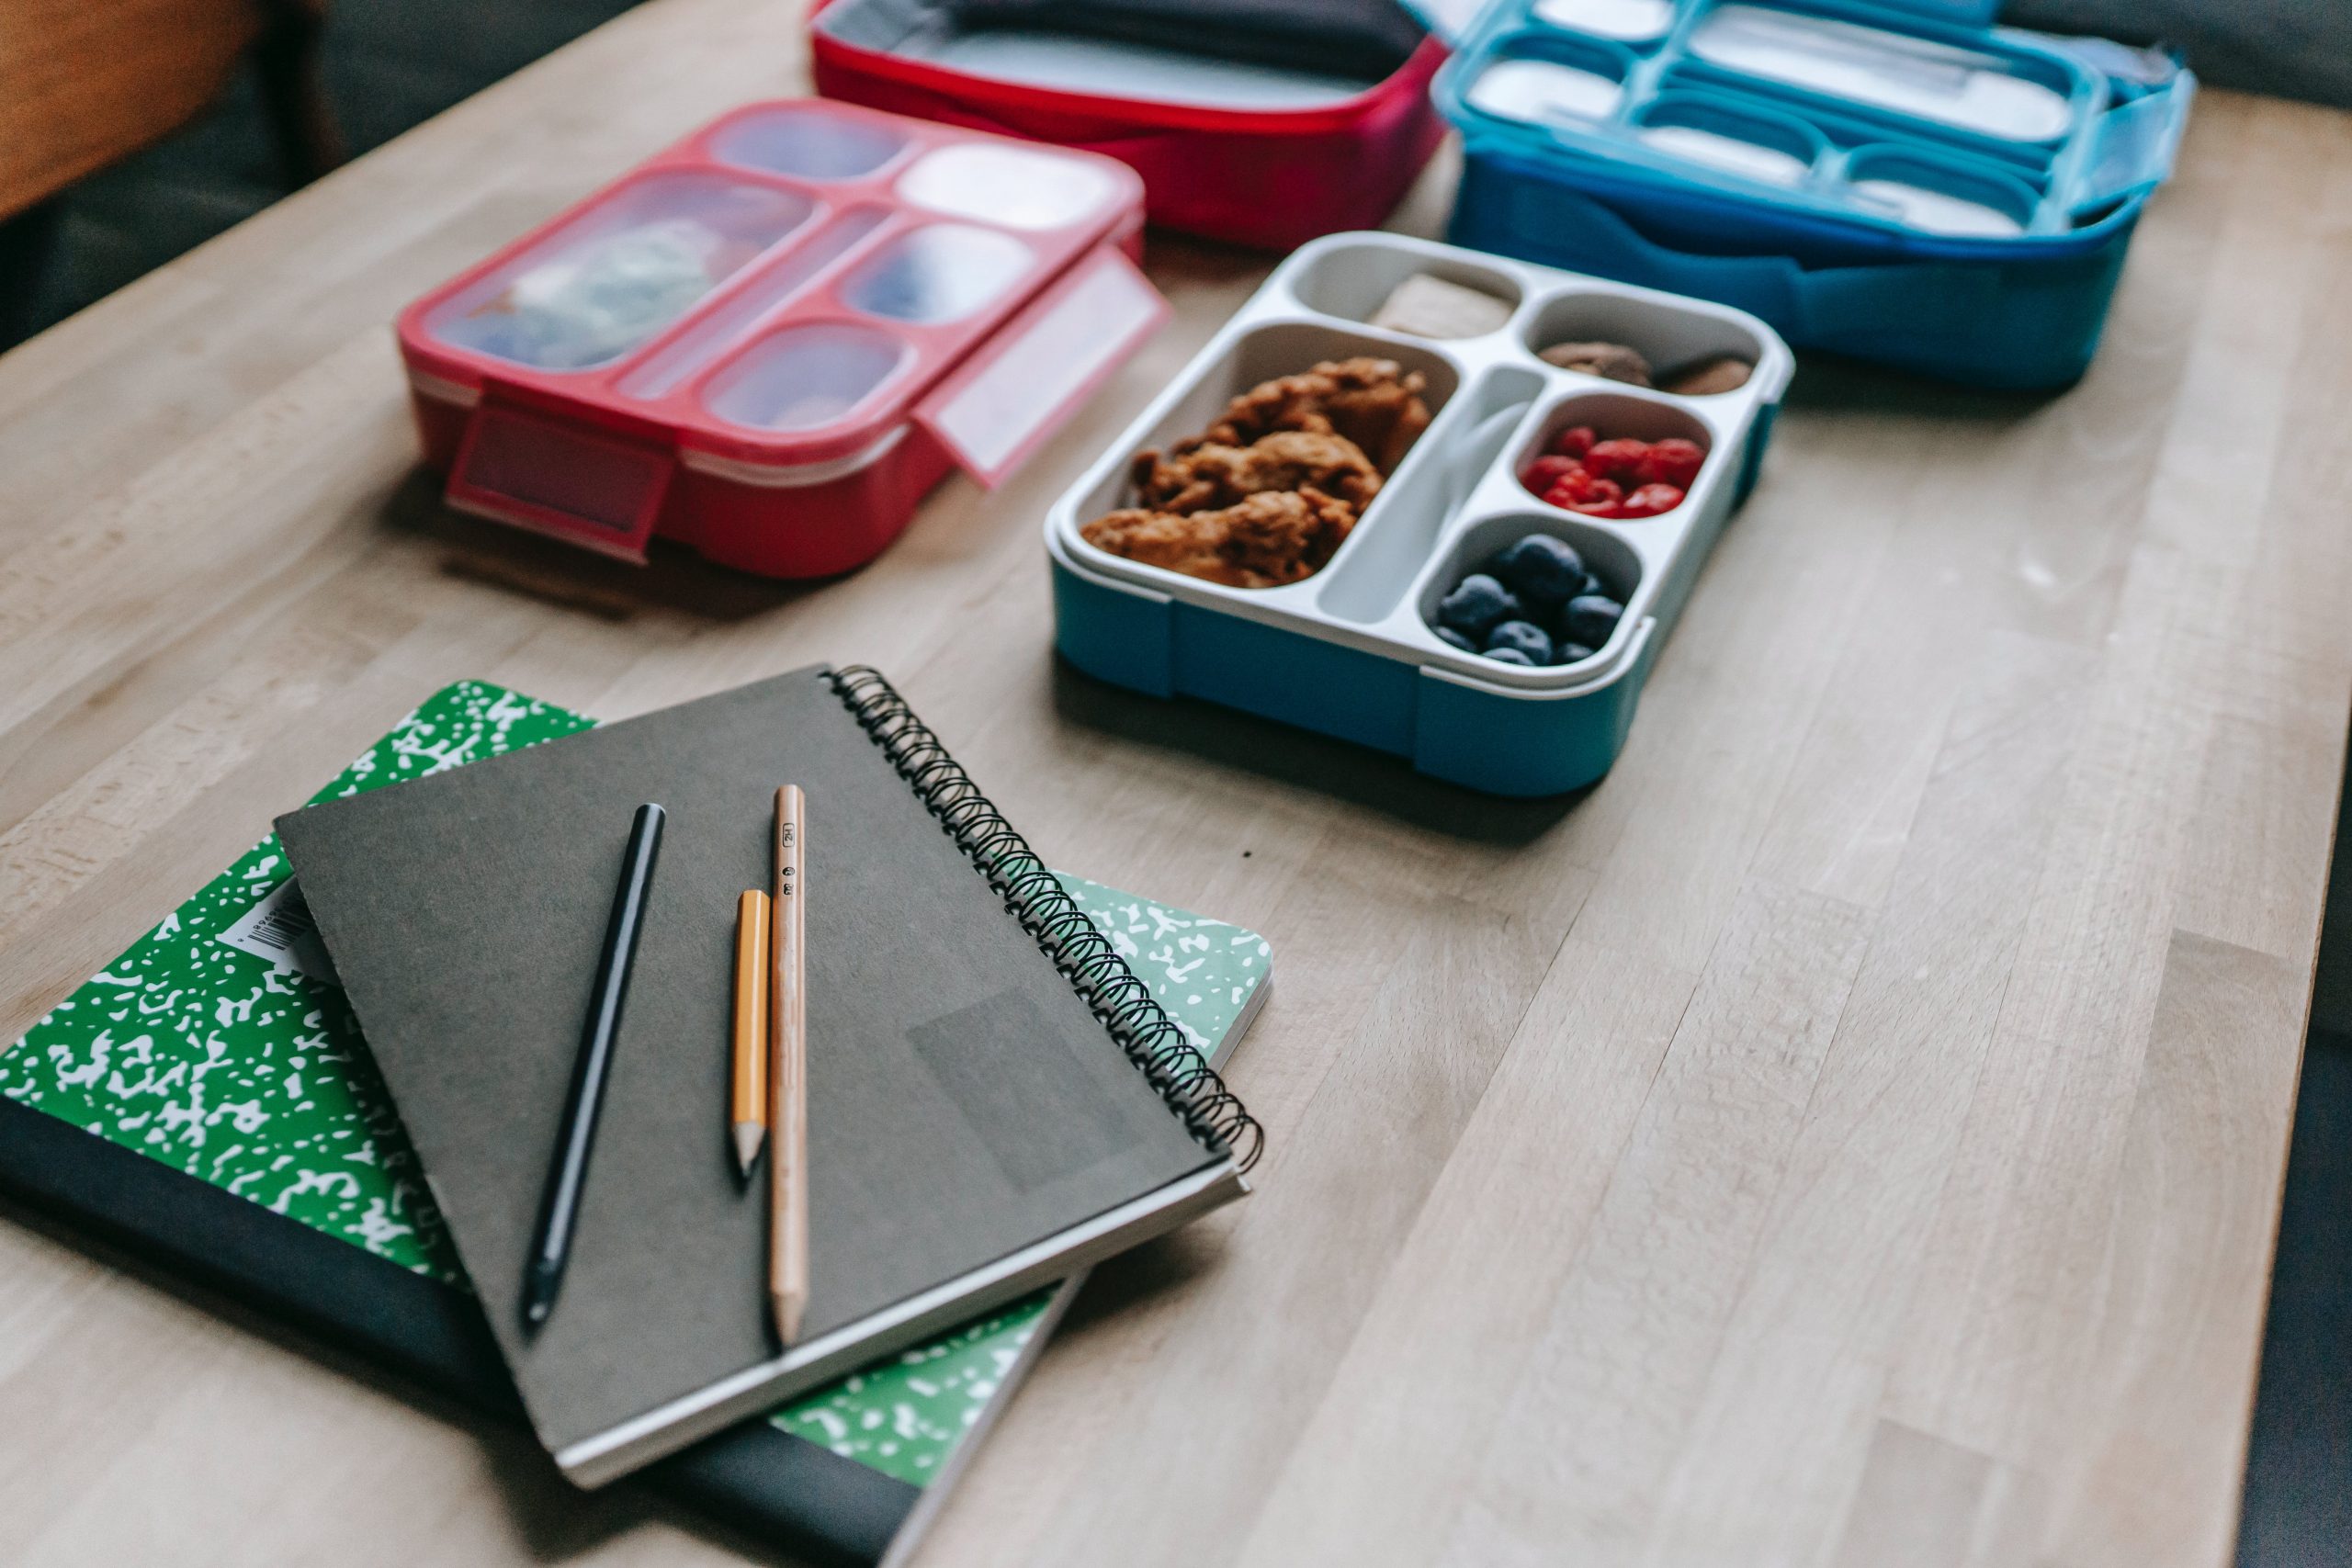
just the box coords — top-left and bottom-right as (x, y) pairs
(0, 680), (1271, 1565)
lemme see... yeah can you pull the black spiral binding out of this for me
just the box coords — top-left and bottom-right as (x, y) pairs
(827, 666), (1263, 1172)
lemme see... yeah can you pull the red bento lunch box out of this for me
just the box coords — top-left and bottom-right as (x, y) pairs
(808, 0), (1449, 249)
(395, 99), (1167, 578)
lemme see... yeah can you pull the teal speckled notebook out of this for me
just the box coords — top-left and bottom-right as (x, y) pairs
(0, 680), (1270, 1558)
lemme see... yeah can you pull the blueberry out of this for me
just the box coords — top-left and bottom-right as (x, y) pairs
(1555, 642), (1596, 665)
(1489, 534), (1586, 604)
(1561, 592), (1623, 649)
(1435, 573), (1522, 640)
(1484, 647), (1536, 666)
(1486, 619), (1555, 665)
(1434, 625), (1477, 653)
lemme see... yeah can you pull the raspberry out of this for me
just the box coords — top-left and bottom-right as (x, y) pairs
(1543, 469), (1618, 505)
(1520, 455), (1580, 494)
(1549, 424), (1597, 460)
(1616, 483), (1686, 518)
(1634, 438), (1704, 490)
(1547, 475), (1623, 514)
(1582, 438), (1651, 482)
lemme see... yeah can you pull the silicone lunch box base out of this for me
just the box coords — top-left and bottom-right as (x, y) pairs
(1447, 144), (2136, 389)
(808, 0), (1449, 250)
(1430, 0), (2191, 388)
(1054, 542), (1659, 797)
(1044, 231), (1793, 798)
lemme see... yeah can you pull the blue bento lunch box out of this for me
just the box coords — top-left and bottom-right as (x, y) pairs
(1417, 0), (2193, 388)
(1047, 231), (1792, 796)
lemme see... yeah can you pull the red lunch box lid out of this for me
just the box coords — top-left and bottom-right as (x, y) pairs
(395, 99), (1161, 482)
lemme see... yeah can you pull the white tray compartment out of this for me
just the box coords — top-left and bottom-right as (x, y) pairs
(1411, 510), (1647, 673)
(1046, 229), (1790, 692)
(1282, 242), (1527, 340)
(1059, 316), (1464, 617)
(1318, 360), (1549, 626)
(1521, 283), (1776, 390)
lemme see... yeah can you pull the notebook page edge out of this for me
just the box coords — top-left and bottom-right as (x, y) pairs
(557, 1156), (1247, 1487)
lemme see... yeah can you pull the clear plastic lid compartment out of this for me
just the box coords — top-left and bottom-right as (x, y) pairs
(614, 207), (895, 401)
(709, 106), (910, 180)
(895, 143), (1119, 231)
(1533, 0), (1676, 45)
(1686, 5), (2076, 143)
(701, 321), (911, 433)
(1633, 93), (1822, 186)
(1842, 147), (2037, 236)
(427, 172), (817, 371)
(840, 224), (1035, 324)
(1647, 62), (2054, 175)
(1465, 35), (1635, 128)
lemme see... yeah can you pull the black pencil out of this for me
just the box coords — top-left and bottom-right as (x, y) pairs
(522, 801), (665, 1332)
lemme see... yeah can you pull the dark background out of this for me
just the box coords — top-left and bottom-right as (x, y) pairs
(7, 1), (2352, 346)
(3, 0), (644, 342)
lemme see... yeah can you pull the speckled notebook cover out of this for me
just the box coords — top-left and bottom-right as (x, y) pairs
(0, 680), (1270, 1558)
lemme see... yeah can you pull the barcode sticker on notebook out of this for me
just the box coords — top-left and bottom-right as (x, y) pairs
(217, 879), (341, 987)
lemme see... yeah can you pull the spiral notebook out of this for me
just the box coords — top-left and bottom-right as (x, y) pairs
(274, 664), (1258, 1487)
(0, 679), (1272, 1565)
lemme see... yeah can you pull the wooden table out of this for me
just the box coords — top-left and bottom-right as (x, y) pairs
(5, 3), (2348, 1562)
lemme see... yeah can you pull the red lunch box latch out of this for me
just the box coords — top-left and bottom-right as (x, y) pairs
(445, 389), (676, 564)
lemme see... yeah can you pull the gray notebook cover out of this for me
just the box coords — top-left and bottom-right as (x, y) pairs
(275, 667), (1233, 1485)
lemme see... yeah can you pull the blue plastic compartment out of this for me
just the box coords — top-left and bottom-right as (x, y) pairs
(1427, 0), (2194, 387)
(1051, 550), (1659, 795)
(1449, 147), (2135, 386)
(1045, 232), (1792, 796)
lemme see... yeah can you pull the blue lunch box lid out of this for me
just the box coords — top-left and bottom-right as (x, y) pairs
(1402, 0), (2193, 252)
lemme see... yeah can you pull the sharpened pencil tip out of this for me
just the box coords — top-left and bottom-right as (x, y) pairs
(732, 1122), (764, 1178)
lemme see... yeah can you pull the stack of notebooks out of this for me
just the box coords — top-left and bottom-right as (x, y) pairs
(0, 667), (1271, 1564)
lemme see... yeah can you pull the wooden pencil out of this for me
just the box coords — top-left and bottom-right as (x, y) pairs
(768, 784), (809, 1345)
(729, 888), (770, 1179)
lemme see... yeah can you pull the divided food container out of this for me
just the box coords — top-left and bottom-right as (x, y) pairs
(397, 100), (1166, 577)
(808, 0), (1448, 249)
(1422, 0), (2193, 386)
(1046, 231), (1792, 796)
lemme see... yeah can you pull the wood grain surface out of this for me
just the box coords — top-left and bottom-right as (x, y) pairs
(3, 3), (2348, 1563)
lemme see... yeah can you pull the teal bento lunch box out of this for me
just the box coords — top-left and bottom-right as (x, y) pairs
(1046, 231), (1792, 796)
(1422, 0), (2193, 387)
